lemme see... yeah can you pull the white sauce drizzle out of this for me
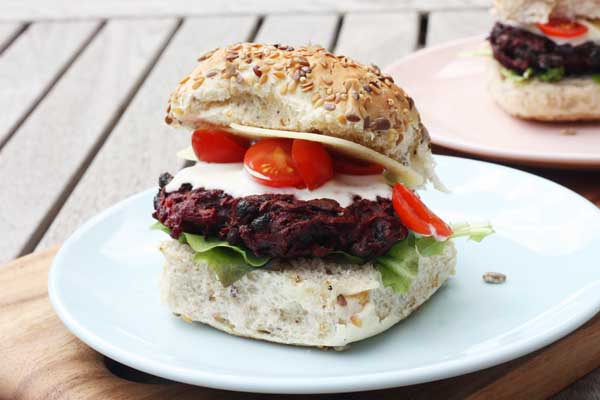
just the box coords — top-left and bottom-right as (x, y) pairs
(165, 161), (392, 207)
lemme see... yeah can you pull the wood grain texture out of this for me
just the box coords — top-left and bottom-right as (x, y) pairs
(553, 370), (600, 400)
(0, 21), (100, 147)
(255, 14), (339, 49)
(1, 0), (489, 21)
(37, 16), (258, 251)
(0, 248), (597, 399)
(0, 19), (178, 264)
(335, 12), (419, 68)
(427, 9), (494, 46)
(467, 316), (600, 400)
(0, 247), (186, 400)
(0, 22), (24, 54)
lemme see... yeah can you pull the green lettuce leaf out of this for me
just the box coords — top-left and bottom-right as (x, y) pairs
(500, 67), (566, 84)
(593, 74), (600, 84)
(500, 67), (534, 84)
(193, 248), (256, 287)
(537, 67), (565, 83)
(376, 222), (494, 294)
(376, 235), (419, 294)
(324, 251), (365, 264)
(414, 222), (494, 258)
(151, 221), (270, 286)
(449, 222), (495, 242)
(183, 232), (270, 267)
(415, 236), (447, 256)
(150, 221), (171, 234)
(151, 221), (186, 243)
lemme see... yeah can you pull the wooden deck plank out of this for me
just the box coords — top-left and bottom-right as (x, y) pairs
(0, 21), (100, 147)
(335, 12), (419, 68)
(427, 9), (494, 46)
(0, 18), (178, 264)
(38, 16), (258, 250)
(255, 14), (339, 49)
(0, 22), (24, 54)
(1, 1), (489, 21)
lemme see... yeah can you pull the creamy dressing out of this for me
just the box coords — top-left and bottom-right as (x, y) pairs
(504, 19), (600, 46)
(414, 224), (450, 242)
(165, 161), (392, 207)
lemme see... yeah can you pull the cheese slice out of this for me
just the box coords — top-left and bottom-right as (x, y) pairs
(178, 123), (427, 188)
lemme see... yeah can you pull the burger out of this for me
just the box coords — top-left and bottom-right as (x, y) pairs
(488, 0), (600, 121)
(153, 43), (492, 348)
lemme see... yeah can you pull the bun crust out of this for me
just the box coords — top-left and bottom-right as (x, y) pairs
(488, 62), (600, 121)
(166, 43), (431, 170)
(493, 0), (600, 23)
(160, 239), (456, 348)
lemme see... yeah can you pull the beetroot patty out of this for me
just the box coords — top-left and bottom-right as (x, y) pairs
(489, 22), (600, 75)
(153, 172), (406, 260)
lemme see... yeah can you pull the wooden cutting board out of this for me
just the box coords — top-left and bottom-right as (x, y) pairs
(0, 247), (598, 400)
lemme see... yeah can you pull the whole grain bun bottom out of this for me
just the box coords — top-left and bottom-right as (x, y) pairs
(488, 62), (600, 122)
(160, 239), (457, 348)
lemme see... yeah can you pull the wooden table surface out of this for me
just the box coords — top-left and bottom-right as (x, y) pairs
(0, 1), (598, 398)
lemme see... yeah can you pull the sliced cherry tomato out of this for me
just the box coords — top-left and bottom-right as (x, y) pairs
(332, 154), (384, 175)
(392, 183), (453, 239)
(291, 139), (333, 190)
(537, 18), (588, 38)
(191, 129), (248, 163)
(244, 139), (304, 188)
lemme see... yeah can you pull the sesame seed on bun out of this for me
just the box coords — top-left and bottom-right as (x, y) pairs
(166, 43), (436, 184)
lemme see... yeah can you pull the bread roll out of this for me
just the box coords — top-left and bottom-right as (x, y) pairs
(160, 239), (457, 348)
(488, 61), (600, 121)
(492, 0), (600, 23)
(165, 43), (432, 177)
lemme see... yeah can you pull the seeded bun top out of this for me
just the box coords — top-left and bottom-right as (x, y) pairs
(493, 0), (600, 23)
(165, 43), (435, 181)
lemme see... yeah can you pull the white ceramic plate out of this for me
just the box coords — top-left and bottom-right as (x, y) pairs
(49, 156), (600, 394)
(385, 37), (600, 169)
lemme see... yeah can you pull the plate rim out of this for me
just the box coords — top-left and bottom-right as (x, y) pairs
(384, 36), (600, 169)
(48, 155), (600, 394)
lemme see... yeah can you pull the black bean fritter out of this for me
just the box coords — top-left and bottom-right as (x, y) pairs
(153, 172), (406, 260)
(489, 22), (600, 75)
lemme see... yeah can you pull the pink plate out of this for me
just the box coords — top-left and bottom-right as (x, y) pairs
(385, 36), (600, 169)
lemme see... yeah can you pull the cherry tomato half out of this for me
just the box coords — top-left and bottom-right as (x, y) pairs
(537, 18), (588, 38)
(291, 139), (333, 190)
(332, 154), (384, 175)
(244, 139), (304, 188)
(392, 183), (452, 239)
(191, 129), (248, 163)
